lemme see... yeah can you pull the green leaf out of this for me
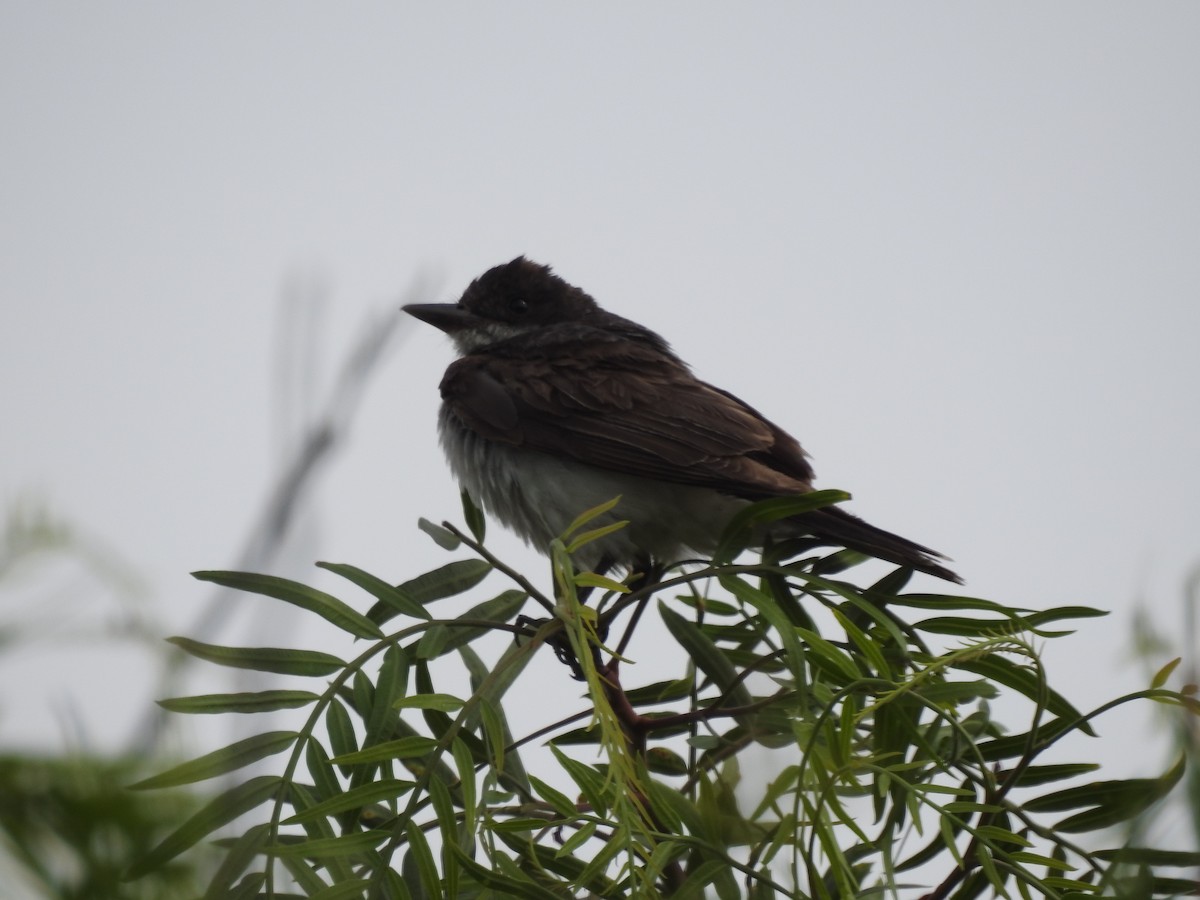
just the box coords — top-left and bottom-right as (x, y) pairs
(126, 775), (282, 879)
(270, 831), (389, 858)
(447, 843), (564, 899)
(1028, 756), (1186, 832)
(370, 559), (492, 624)
(461, 489), (487, 543)
(404, 819), (441, 897)
(130, 731), (297, 790)
(157, 690), (319, 714)
(953, 654), (1094, 736)
(796, 625), (862, 683)
(418, 517), (461, 550)
(307, 880), (374, 900)
(331, 736), (439, 765)
(193, 570), (383, 639)
(572, 571), (630, 593)
(548, 745), (608, 817)
(566, 519), (630, 555)
(305, 739), (343, 805)
(166, 637), (345, 676)
(1151, 656), (1182, 689)
(415, 624), (449, 659)
(394, 693), (464, 712)
(413, 590), (529, 660)
(915, 606), (1107, 638)
(326, 698), (359, 775)
(1093, 847), (1200, 866)
(560, 495), (622, 541)
(364, 645), (408, 746)
(529, 775), (578, 818)
(659, 602), (752, 709)
(1001, 763), (1100, 787)
(319, 562), (431, 621)
(452, 737), (478, 843)
(203, 823), (270, 900)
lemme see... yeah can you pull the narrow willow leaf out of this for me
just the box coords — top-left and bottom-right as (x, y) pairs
(572, 571), (630, 593)
(494, 831), (617, 893)
(307, 879), (373, 900)
(461, 489), (487, 543)
(416, 624), (450, 660)
(1039, 758), (1186, 832)
(381, 868), (414, 900)
(365, 645), (408, 746)
(405, 820), (441, 898)
(277, 853), (328, 895)
(428, 775), (460, 896)
(331, 736), (438, 764)
(477, 697), (507, 774)
(1152, 656), (1182, 689)
(1093, 847), (1200, 866)
(287, 783), (339, 844)
(326, 698), (359, 776)
(556, 820), (597, 857)
(284, 778), (415, 824)
(452, 737), (478, 847)
(127, 775), (282, 878)
(719, 572), (807, 680)
(130, 731), (297, 790)
(167, 637), (345, 676)
(193, 570), (382, 639)
(448, 843), (563, 899)
(402, 559), (492, 605)
(306, 738), (343, 804)
(916, 680), (999, 705)
(659, 602), (753, 709)
(319, 562), (431, 621)
(368, 560), (493, 625)
(953, 655), (1093, 736)
(460, 641), (531, 793)
(977, 716), (1078, 762)
(270, 831), (389, 858)
(418, 517), (461, 551)
(203, 823), (270, 900)
(394, 693), (464, 712)
(413, 590), (529, 660)
(158, 690), (319, 714)
(560, 495), (622, 540)
(528, 775), (578, 818)
(1007, 852), (1075, 871)
(548, 745), (608, 817)
(1000, 763), (1100, 787)
(796, 625), (862, 683)
(565, 519), (629, 555)
(227, 872), (267, 900)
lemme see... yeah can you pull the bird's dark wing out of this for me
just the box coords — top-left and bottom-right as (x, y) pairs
(439, 333), (815, 498)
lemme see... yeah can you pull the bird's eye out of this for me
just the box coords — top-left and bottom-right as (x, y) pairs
(510, 297), (529, 315)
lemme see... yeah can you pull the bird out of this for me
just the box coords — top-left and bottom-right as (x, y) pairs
(404, 257), (960, 584)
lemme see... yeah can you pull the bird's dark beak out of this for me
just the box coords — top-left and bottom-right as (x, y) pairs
(403, 302), (478, 334)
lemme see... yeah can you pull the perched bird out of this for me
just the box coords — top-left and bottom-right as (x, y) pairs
(404, 257), (960, 584)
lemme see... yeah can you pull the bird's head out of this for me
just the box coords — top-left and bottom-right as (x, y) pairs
(404, 257), (602, 354)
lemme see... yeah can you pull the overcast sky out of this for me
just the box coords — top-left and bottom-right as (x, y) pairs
(3, 3), (1199, 813)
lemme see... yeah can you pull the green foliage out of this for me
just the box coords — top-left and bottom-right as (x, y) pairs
(131, 497), (1200, 897)
(0, 754), (206, 899)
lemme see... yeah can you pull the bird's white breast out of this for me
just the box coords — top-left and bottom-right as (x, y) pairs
(438, 407), (748, 571)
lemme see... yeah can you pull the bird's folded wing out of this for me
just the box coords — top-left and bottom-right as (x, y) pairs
(439, 350), (815, 498)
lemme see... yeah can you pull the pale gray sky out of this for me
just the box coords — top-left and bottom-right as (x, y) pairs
(2, 3), (1199, 802)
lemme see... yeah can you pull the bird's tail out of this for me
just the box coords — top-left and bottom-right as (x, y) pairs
(787, 506), (962, 584)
